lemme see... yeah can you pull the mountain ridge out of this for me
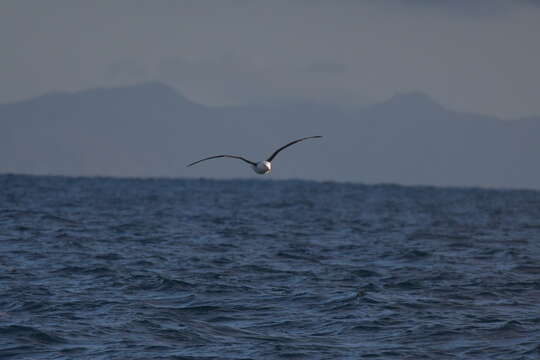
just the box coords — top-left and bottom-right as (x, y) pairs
(1, 82), (539, 189)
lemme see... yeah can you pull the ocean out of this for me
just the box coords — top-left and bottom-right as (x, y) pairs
(1, 174), (539, 359)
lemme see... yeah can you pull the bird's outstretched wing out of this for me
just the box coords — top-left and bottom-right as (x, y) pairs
(266, 136), (322, 162)
(187, 155), (257, 167)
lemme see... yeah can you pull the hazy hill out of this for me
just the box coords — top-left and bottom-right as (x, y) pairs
(1, 82), (539, 189)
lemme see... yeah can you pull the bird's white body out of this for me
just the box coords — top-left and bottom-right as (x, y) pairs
(187, 136), (321, 174)
(253, 161), (272, 174)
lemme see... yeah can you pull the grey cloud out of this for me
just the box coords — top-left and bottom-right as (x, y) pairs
(105, 60), (149, 83)
(389, 0), (520, 16)
(0, 1), (539, 117)
(303, 62), (347, 75)
(156, 55), (252, 82)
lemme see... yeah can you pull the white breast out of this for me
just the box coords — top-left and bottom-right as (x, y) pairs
(253, 161), (272, 174)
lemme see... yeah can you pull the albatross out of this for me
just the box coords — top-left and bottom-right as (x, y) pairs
(187, 136), (322, 174)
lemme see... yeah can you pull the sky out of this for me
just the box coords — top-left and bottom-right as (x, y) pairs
(1, 0), (540, 118)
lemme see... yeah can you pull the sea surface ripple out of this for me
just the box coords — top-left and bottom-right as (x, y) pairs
(1, 175), (540, 359)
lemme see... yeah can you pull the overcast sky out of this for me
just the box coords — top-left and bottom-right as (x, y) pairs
(1, 0), (539, 118)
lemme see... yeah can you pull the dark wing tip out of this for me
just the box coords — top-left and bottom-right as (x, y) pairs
(266, 135), (323, 162)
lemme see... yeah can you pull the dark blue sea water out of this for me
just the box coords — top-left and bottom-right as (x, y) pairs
(1, 174), (540, 359)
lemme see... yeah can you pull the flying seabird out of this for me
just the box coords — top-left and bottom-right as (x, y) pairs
(187, 136), (322, 174)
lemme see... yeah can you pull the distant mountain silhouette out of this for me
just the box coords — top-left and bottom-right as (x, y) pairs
(1, 82), (539, 189)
